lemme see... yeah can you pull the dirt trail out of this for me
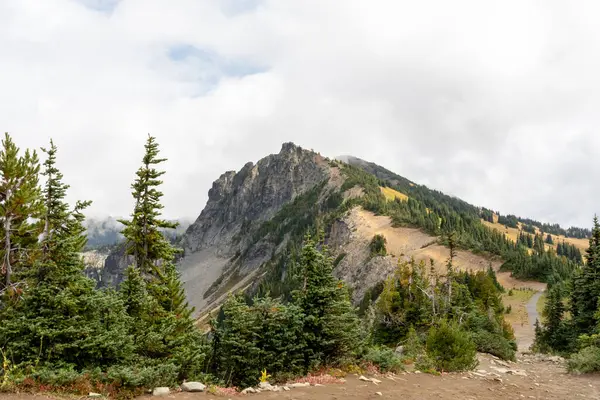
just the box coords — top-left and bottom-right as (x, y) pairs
(3, 353), (599, 400)
(526, 292), (544, 329)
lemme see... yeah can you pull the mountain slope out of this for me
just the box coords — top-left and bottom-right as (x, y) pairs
(172, 143), (587, 316)
(180, 143), (341, 312)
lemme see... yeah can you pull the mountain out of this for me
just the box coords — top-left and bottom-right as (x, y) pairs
(84, 217), (192, 250)
(82, 217), (192, 287)
(177, 143), (585, 318)
(179, 142), (337, 312)
(86, 142), (583, 317)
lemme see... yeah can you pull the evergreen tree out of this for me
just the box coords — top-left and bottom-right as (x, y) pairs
(210, 294), (305, 388)
(118, 135), (205, 380)
(534, 234), (545, 254)
(546, 234), (554, 245)
(119, 135), (190, 315)
(571, 216), (600, 334)
(0, 140), (132, 370)
(294, 233), (362, 369)
(0, 133), (43, 290)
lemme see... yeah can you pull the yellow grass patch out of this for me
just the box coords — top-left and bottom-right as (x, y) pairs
(482, 219), (588, 252)
(502, 288), (536, 329)
(380, 186), (408, 202)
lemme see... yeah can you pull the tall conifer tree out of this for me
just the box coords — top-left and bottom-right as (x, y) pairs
(571, 216), (600, 334)
(0, 140), (132, 369)
(118, 135), (204, 379)
(0, 133), (43, 289)
(295, 233), (361, 369)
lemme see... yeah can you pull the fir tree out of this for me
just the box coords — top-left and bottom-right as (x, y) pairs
(294, 233), (362, 369)
(119, 135), (189, 315)
(0, 133), (43, 290)
(210, 294), (305, 388)
(571, 216), (600, 334)
(0, 140), (133, 370)
(118, 135), (205, 380)
(118, 135), (176, 272)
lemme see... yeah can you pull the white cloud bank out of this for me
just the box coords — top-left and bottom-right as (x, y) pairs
(2, 0), (600, 228)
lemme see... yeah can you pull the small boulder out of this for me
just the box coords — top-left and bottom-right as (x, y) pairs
(371, 378), (382, 385)
(152, 387), (170, 396)
(376, 392), (383, 396)
(395, 345), (404, 356)
(259, 382), (276, 391)
(241, 387), (256, 394)
(289, 382), (311, 388)
(283, 386), (290, 391)
(508, 370), (528, 377)
(88, 393), (102, 398)
(181, 382), (206, 392)
(359, 375), (371, 382)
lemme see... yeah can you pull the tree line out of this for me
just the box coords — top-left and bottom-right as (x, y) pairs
(338, 163), (579, 284)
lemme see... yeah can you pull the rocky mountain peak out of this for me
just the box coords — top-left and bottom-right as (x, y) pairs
(179, 142), (333, 312)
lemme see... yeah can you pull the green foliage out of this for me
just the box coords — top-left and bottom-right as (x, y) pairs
(295, 233), (363, 369)
(567, 346), (600, 374)
(571, 216), (600, 335)
(117, 136), (205, 381)
(0, 133), (44, 289)
(557, 241), (583, 263)
(372, 255), (514, 362)
(535, 285), (573, 352)
(533, 218), (600, 364)
(344, 159), (576, 284)
(425, 321), (478, 372)
(0, 140), (134, 377)
(209, 294), (305, 388)
(362, 346), (404, 373)
(470, 330), (516, 361)
(253, 181), (329, 248)
(209, 235), (363, 388)
(403, 326), (425, 359)
(369, 234), (387, 257)
(119, 135), (178, 276)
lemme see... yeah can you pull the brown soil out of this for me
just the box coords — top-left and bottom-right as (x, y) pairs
(3, 357), (598, 400)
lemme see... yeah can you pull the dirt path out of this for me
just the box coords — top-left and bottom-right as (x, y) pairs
(3, 353), (599, 400)
(526, 291), (544, 329)
(512, 290), (544, 352)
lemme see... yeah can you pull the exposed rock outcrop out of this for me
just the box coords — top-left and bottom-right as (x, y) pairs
(179, 143), (334, 314)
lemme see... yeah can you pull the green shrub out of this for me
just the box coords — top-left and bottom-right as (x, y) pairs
(210, 295), (305, 388)
(567, 346), (600, 374)
(414, 354), (437, 374)
(104, 363), (180, 388)
(369, 234), (387, 257)
(362, 347), (404, 373)
(470, 330), (516, 361)
(403, 326), (425, 359)
(426, 321), (478, 372)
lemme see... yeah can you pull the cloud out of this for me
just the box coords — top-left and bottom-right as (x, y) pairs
(2, 0), (599, 228)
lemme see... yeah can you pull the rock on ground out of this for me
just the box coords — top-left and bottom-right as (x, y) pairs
(181, 382), (206, 392)
(152, 387), (170, 396)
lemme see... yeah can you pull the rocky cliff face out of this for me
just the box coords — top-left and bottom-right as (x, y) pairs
(179, 143), (334, 314)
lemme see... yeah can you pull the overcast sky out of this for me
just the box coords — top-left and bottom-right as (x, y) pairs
(3, 0), (599, 228)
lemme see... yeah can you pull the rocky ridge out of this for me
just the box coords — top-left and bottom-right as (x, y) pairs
(179, 143), (338, 314)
